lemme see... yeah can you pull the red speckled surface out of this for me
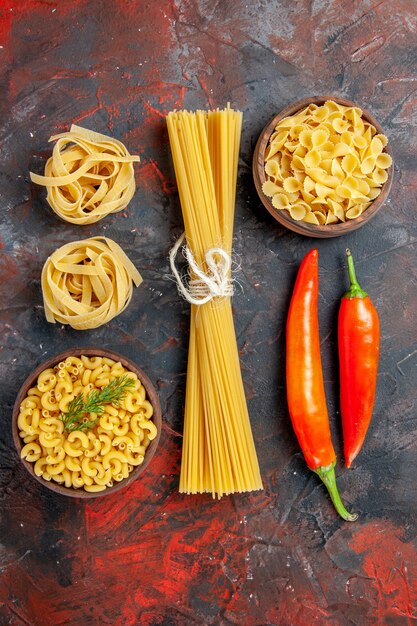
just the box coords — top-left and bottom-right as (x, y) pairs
(1, 1), (417, 625)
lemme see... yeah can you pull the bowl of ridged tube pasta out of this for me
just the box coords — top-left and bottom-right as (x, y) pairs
(12, 348), (162, 498)
(253, 96), (393, 237)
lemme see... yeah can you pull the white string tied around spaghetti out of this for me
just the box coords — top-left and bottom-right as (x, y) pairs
(170, 233), (234, 305)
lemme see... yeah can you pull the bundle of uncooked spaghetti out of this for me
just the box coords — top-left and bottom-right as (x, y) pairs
(167, 107), (263, 498)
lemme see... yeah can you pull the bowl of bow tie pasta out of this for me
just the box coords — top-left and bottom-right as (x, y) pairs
(12, 348), (162, 497)
(253, 96), (393, 237)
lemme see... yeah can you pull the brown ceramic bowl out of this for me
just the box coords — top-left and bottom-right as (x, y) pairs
(12, 348), (162, 498)
(253, 95), (393, 238)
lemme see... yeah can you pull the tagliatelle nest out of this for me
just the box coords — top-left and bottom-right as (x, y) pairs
(30, 125), (140, 225)
(41, 237), (142, 330)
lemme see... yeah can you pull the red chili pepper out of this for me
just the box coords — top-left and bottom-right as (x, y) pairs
(286, 249), (357, 521)
(339, 249), (380, 468)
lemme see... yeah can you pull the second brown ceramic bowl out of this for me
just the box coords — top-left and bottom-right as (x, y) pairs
(12, 348), (162, 498)
(253, 95), (393, 238)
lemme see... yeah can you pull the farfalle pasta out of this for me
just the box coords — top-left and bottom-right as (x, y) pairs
(18, 355), (157, 493)
(262, 100), (392, 224)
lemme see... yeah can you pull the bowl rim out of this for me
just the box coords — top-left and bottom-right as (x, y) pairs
(253, 95), (394, 238)
(12, 347), (162, 499)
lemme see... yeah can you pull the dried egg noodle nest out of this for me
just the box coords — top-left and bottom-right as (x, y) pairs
(30, 125), (140, 225)
(42, 237), (142, 330)
(262, 101), (392, 225)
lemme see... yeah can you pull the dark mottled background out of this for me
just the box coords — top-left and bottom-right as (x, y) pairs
(1, 1), (416, 624)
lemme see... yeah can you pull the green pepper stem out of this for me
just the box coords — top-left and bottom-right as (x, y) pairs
(314, 463), (358, 522)
(346, 248), (359, 286)
(344, 249), (367, 299)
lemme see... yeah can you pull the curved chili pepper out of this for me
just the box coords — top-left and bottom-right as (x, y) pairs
(339, 249), (380, 468)
(286, 249), (357, 521)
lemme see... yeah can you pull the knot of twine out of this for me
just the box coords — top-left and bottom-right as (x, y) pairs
(169, 233), (234, 305)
